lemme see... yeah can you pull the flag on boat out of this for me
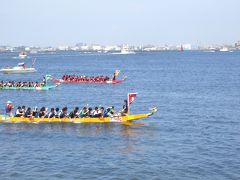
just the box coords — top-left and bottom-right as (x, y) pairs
(128, 93), (137, 107)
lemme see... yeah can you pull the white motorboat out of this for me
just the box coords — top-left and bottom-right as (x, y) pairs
(219, 47), (229, 52)
(119, 49), (136, 54)
(112, 45), (136, 55)
(19, 52), (27, 59)
(0, 62), (36, 74)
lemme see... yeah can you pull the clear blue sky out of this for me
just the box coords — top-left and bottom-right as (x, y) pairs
(1, 0), (240, 46)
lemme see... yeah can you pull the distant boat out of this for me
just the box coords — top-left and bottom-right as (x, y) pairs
(112, 46), (136, 55)
(219, 47), (229, 52)
(207, 47), (217, 52)
(120, 48), (136, 54)
(0, 60), (36, 74)
(19, 51), (27, 59)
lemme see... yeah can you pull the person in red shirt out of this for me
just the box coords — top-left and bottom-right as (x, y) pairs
(5, 101), (14, 116)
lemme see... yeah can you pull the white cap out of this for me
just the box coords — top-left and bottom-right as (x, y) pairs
(7, 100), (12, 104)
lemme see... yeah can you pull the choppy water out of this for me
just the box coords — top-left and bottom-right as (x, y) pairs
(0, 51), (240, 179)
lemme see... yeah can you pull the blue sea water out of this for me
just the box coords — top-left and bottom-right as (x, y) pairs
(0, 51), (240, 179)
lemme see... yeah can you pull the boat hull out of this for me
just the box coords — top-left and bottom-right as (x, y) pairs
(0, 68), (36, 74)
(0, 85), (57, 91)
(0, 113), (151, 123)
(53, 79), (124, 84)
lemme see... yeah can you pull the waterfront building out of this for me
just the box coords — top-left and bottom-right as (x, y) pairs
(90, 45), (103, 51)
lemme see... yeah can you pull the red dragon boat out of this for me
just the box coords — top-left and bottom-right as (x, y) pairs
(53, 70), (126, 84)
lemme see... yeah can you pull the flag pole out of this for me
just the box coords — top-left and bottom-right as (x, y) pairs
(45, 75), (47, 86)
(127, 93), (130, 115)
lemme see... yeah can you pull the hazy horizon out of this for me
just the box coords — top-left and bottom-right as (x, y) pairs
(1, 0), (240, 46)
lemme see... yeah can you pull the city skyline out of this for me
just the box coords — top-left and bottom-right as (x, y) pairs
(1, 0), (240, 46)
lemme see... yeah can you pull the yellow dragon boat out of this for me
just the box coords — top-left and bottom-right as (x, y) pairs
(0, 107), (157, 124)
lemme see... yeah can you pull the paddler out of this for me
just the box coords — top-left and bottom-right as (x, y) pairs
(99, 107), (105, 117)
(55, 108), (60, 118)
(32, 107), (39, 118)
(93, 106), (101, 117)
(80, 107), (88, 118)
(42, 77), (46, 86)
(60, 107), (68, 118)
(48, 108), (55, 118)
(121, 99), (128, 115)
(5, 101), (14, 116)
(24, 107), (33, 118)
(105, 106), (115, 117)
(87, 107), (93, 117)
(39, 107), (47, 118)
(112, 72), (117, 80)
(15, 106), (23, 117)
(112, 70), (120, 81)
(69, 107), (80, 118)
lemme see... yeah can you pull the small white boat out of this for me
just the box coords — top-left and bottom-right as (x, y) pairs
(119, 49), (136, 54)
(207, 47), (217, 52)
(112, 45), (136, 54)
(0, 62), (36, 74)
(219, 47), (229, 52)
(19, 52), (27, 59)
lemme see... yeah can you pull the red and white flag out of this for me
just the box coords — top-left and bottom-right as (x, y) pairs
(128, 93), (137, 107)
